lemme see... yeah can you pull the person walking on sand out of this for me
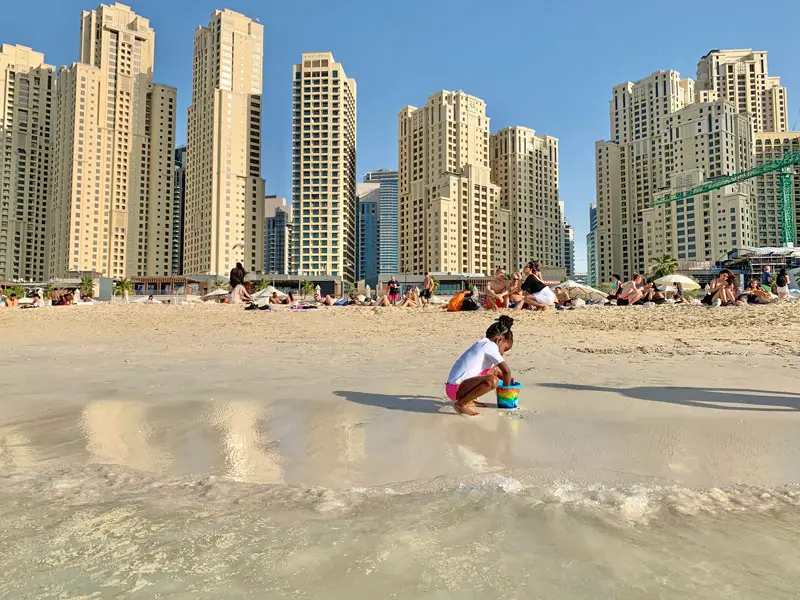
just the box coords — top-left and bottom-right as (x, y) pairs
(446, 315), (515, 416)
(387, 276), (401, 305)
(486, 267), (510, 310)
(420, 272), (434, 307)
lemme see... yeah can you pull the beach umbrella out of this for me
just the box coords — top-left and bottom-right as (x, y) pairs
(251, 286), (287, 301)
(202, 288), (230, 301)
(554, 280), (608, 302)
(654, 274), (700, 291)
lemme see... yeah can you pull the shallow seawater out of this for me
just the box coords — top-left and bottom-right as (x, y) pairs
(2, 467), (800, 599)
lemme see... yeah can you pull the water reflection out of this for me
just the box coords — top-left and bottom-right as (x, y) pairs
(81, 400), (170, 471)
(206, 400), (284, 484)
(79, 399), (284, 484)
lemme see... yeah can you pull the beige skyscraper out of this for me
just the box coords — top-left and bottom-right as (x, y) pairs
(595, 66), (760, 283)
(490, 127), (561, 271)
(696, 49), (788, 134)
(698, 50), (798, 247)
(641, 100), (756, 266)
(595, 71), (695, 281)
(49, 3), (176, 279)
(291, 52), (357, 281)
(398, 90), (499, 276)
(0, 45), (54, 282)
(185, 9), (265, 276)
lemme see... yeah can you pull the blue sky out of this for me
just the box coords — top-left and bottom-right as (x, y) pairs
(3, 0), (799, 272)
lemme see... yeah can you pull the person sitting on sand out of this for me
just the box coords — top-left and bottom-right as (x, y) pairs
(400, 286), (420, 308)
(313, 293), (334, 306)
(508, 272), (524, 308)
(446, 315), (515, 416)
(739, 279), (772, 305)
(607, 274), (623, 301)
(702, 269), (737, 307)
(486, 267), (509, 310)
(4, 293), (19, 308)
(269, 292), (283, 304)
(519, 262), (556, 310)
(673, 282), (690, 304)
(616, 274), (644, 306)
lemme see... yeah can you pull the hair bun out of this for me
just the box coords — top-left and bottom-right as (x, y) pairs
(497, 315), (514, 330)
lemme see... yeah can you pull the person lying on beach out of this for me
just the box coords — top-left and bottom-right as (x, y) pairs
(269, 292), (283, 304)
(508, 272), (524, 308)
(313, 293), (334, 306)
(519, 262), (556, 310)
(554, 287), (576, 308)
(446, 315), (515, 416)
(616, 274), (644, 306)
(486, 268), (509, 310)
(702, 269), (737, 307)
(400, 287), (420, 308)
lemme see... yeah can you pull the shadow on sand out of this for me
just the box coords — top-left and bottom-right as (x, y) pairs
(538, 383), (800, 412)
(334, 391), (452, 414)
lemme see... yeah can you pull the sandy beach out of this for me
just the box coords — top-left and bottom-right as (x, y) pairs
(3, 303), (800, 598)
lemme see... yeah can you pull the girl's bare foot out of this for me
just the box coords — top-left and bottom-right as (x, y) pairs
(454, 403), (479, 416)
(467, 400), (488, 408)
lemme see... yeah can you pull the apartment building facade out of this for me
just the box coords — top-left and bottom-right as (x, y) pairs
(49, 3), (176, 279)
(0, 44), (54, 282)
(363, 168), (399, 275)
(291, 52), (357, 282)
(185, 9), (265, 276)
(398, 90), (499, 276)
(489, 126), (561, 272)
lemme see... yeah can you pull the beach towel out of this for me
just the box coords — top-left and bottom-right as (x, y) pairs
(333, 298), (348, 306)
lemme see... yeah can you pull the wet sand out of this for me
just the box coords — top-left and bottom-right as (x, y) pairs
(2, 302), (800, 489)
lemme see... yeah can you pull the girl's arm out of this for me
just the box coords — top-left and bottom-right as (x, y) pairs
(497, 362), (512, 387)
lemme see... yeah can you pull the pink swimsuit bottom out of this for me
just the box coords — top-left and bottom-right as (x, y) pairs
(445, 368), (494, 401)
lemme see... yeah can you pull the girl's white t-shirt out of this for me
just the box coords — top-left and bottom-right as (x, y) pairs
(447, 338), (504, 385)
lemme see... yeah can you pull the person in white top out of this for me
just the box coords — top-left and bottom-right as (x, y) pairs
(446, 315), (515, 416)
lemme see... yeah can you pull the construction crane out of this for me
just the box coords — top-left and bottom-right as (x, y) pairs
(649, 151), (800, 246)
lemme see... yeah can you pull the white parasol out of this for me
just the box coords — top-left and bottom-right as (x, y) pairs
(553, 280), (608, 302)
(654, 274), (701, 291)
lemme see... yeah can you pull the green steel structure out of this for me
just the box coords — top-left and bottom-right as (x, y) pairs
(650, 151), (800, 245)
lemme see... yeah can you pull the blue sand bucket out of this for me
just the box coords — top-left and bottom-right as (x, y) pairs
(496, 382), (522, 408)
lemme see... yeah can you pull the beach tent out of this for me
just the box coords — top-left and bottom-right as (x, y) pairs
(553, 280), (608, 302)
(202, 288), (230, 301)
(654, 274), (700, 291)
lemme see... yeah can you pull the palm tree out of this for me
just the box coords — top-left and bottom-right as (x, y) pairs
(345, 282), (356, 295)
(649, 254), (679, 279)
(79, 275), (94, 298)
(254, 279), (270, 293)
(114, 278), (133, 296)
(299, 280), (315, 297)
(213, 278), (227, 290)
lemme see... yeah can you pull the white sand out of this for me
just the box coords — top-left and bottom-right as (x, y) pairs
(2, 302), (800, 489)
